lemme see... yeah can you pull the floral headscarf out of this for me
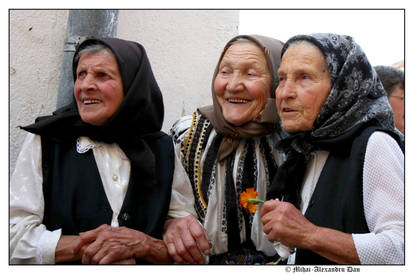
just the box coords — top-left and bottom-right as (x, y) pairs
(290, 33), (396, 140)
(267, 33), (403, 205)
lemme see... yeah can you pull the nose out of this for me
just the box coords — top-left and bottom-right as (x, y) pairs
(276, 79), (296, 100)
(79, 74), (97, 92)
(226, 74), (244, 93)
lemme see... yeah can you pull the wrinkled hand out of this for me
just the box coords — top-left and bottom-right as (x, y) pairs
(163, 215), (211, 264)
(55, 235), (88, 263)
(260, 199), (318, 248)
(80, 224), (147, 264)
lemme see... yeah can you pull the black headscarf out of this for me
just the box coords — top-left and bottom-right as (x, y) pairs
(267, 33), (403, 206)
(21, 37), (165, 182)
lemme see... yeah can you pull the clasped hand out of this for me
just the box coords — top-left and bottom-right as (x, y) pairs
(70, 224), (148, 264)
(163, 215), (212, 264)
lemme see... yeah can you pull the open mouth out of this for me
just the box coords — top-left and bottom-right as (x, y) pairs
(226, 98), (250, 104)
(282, 107), (296, 113)
(281, 107), (299, 117)
(83, 99), (101, 105)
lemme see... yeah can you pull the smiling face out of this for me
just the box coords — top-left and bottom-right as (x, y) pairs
(74, 50), (124, 126)
(276, 42), (332, 133)
(214, 42), (272, 126)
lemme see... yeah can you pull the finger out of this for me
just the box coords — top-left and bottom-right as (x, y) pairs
(265, 226), (279, 243)
(262, 220), (273, 235)
(90, 245), (109, 264)
(174, 235), (197, 264)
(80, 224), (111, 243)
(98, 242), (134, 264)
(82, 236), (105, 264)
(89, 239), (122, 264)
(163, 229), (186, 263)
(181, 228), (205, 264)
(166, 242), (186, 264)
(72, 236), (86, 254)
(260, 199), (280, 217)
(188, 219), (211, 256)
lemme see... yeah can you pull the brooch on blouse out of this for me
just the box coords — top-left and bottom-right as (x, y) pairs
(76, 137), (95, 154)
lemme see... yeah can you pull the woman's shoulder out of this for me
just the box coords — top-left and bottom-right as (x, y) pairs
(170, 115), (193, 144)
(170, 111), (208, 145)
(367, 131), (404, 154)
(17, 132), (42, 157)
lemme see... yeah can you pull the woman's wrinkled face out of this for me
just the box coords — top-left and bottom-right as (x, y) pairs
(74, 50), (124, 126)
(214, 42), (272, 126)
(276, 43), (332, 133)
(388, 85), (404, 133)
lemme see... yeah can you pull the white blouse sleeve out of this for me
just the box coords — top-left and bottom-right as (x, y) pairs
(353, 131), (404, 264)
(10, 133), (61, 264)
(167, 145), (198, 218)
(167, 115), (197, 219)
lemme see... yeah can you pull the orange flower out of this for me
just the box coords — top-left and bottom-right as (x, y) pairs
(240, 187), (264, 213)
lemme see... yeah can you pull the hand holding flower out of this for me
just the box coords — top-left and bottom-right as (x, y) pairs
(260, 199), (317, 249)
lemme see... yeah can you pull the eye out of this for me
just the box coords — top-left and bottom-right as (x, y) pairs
(278, 75), (285, 82)
(77, 70), (86, 78)
(97, 71), (109, 78)
(247, 70), (257, 76)
(219, 67), (231, 75)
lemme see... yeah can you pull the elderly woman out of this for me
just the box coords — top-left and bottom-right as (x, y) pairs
(163, 35), (284, 264)
(10, 37), (173, 264)
(261, 33), (404, 264)
(374, 65), (404, 134)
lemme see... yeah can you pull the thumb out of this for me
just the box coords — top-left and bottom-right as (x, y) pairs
(260, 198), (280, 217)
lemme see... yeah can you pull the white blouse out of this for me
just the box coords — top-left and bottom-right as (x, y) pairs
(287, 131), (404, 264)
(9, 133), (131, 264)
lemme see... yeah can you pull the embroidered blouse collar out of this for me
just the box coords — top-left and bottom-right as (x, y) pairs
(76, 137), (102, 154)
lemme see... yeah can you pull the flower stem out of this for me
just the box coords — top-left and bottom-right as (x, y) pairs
(248, 198), (265, 204)
(271, 257), (282, 265)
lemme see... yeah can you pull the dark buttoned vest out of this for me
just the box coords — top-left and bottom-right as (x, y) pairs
(40, 135), (174, 263)
(294, 126), (403, 265)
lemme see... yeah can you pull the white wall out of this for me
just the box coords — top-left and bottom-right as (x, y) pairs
(10, 10), (68, 175)
(9, 10), (239, 174)
(117, 10), (239, 134)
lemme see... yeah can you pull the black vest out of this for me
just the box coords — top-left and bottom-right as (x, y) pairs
(40, 135), (174, 257)
(294, 127), (403, 264)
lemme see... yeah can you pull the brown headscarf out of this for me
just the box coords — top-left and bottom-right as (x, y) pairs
(199, 35), (284, 160)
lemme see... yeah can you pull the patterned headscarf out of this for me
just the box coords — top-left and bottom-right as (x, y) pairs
(267, 33), (402, 205)
(291, 33), (396, 140)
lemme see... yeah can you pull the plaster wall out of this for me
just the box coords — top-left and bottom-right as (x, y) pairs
(10, 10), (68, 175)
(117, 10), (239, 134)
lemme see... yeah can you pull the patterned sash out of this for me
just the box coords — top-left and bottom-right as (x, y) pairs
(180, 111), (213, 222)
